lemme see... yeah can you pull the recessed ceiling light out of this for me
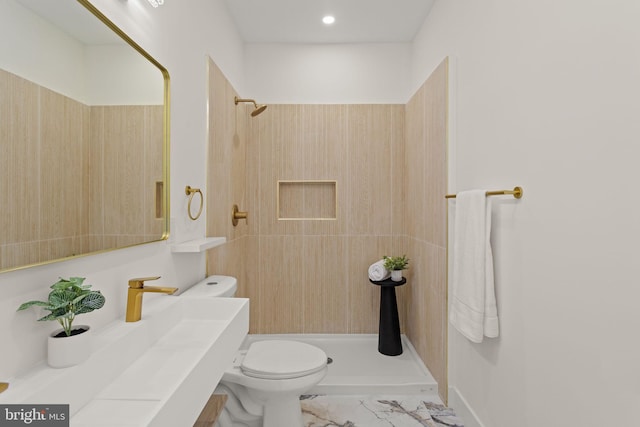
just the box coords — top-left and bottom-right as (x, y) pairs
(322, 15), (335, 25)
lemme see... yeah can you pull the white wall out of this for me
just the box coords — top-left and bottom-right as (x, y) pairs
(0, 0), (245, 380)
(245, 43), (411, 103)
(0, 0), (86, 101)
(85, 44), (164, 105)
(412, 1), (640, 426)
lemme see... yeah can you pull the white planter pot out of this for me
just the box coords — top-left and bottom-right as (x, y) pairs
(391, 270), (403, 282)
(47, 325), (92, 368)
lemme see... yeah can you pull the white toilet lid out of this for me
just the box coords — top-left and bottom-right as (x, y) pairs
(241, 340), (327, 379)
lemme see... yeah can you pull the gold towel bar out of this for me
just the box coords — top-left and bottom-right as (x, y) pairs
(445, 186), (523, 199)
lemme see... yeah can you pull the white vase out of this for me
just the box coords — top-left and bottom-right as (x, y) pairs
(391, 270), (403, 282)
(47, 325), (92, 368)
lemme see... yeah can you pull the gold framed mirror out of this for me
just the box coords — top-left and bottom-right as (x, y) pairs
(0, 0), (170, 272)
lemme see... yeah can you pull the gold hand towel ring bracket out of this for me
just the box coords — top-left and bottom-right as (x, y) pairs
(185, 186), (204, 220)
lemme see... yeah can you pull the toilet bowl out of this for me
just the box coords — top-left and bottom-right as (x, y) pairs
(182, 276), (328, 427)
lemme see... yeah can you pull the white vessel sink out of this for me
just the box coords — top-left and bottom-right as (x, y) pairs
(0, 296), (249, 426)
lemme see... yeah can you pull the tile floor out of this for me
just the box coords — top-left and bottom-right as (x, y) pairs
(301, 394), (464, 427)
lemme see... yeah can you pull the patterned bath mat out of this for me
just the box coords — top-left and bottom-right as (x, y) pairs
(301, 394), (464, 427)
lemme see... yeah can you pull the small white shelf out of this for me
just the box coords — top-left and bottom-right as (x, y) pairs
(170, 237), (226, 253)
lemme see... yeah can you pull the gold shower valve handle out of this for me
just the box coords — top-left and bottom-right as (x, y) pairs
(232, 204), (248, 226)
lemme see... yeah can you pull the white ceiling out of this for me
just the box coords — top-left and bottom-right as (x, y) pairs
(222, 0), (436, 44)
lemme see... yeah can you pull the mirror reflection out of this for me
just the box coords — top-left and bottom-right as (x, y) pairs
(0, 0), (168, 272)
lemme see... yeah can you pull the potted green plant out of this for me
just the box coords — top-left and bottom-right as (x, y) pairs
(383, 255), (409, 281)
(17, 277), (105, 368)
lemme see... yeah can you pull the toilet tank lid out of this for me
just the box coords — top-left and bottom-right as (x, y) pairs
(181, 275), (237, 297)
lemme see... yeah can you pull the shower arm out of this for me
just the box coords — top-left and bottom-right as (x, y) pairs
(234, 96), (258, 108)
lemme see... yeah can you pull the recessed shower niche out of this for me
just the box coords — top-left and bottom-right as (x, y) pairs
(277, 180), (337, 220)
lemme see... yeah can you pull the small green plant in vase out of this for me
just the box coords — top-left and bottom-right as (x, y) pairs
(383, 255), (409, 281)
(17, 277), (105, 368)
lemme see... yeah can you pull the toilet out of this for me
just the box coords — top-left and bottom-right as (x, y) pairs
(181, 276), (328, 427)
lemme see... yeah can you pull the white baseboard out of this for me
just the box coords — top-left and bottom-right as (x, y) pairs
(448, 387), (485, 427)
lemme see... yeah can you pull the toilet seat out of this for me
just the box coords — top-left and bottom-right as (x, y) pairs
(241, 340), (327, 380)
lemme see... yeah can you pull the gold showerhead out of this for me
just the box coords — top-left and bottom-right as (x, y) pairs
(251, 104), (267, 117)
(234, 96), (267, 117)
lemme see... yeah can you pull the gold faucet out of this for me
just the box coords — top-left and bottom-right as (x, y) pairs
(126, 276), (178, 322)
(0, 382), (8, 394)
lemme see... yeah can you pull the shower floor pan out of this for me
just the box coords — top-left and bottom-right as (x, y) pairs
(242, 334), (438, 395)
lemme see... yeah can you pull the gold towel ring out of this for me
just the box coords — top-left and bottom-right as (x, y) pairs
(185, 186), (203, 220)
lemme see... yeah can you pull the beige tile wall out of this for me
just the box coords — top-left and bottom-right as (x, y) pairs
(143, 106), (165, 238)
(205, 58), (448, 400)
(0, 69), (41, 269)
(206, 58), (249, 243)
(91, 105), (164, 250)
(0, 68), (163, 269)
(39, 87), (89, 245)
(404, 58), (449, 401)
(0, 69), (89, 269)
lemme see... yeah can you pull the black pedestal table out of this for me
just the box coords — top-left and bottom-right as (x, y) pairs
(369, 277), (406, 356)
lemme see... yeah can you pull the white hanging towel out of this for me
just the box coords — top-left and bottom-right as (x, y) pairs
(450, 189), (499, 343)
